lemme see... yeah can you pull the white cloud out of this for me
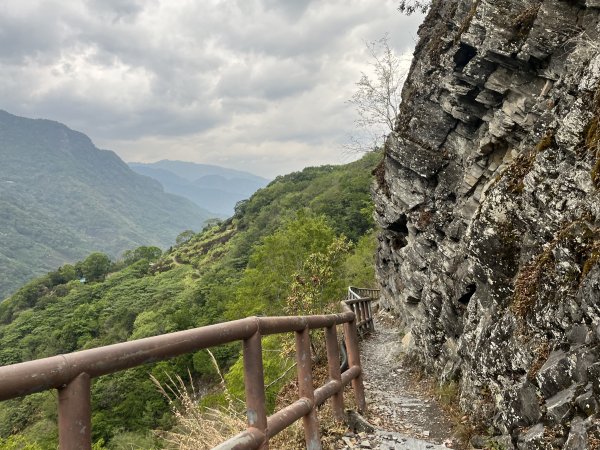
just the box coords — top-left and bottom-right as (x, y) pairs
(0, 0), (423, 177)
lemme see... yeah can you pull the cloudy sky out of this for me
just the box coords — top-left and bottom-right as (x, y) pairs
(1, 0), (423, 178)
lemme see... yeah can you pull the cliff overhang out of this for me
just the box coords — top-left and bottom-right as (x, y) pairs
(374, 0), (600, 446)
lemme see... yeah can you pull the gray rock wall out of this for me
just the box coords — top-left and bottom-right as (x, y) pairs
(375, 0), (600, 446)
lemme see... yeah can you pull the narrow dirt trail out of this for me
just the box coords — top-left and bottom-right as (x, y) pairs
(337, 314), (456, 449)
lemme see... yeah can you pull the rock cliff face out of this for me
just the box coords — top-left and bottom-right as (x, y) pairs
(374, 0), (600, 446)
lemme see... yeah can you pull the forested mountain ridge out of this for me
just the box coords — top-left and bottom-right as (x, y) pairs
(0, 110), (214, 300)
(129, 160), (270, 216)
(0, 151), (380, 449)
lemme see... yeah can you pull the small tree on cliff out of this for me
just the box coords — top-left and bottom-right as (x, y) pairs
(347, 34), (407, 152)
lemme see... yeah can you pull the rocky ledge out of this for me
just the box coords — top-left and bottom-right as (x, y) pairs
(374, 0), (600, 447)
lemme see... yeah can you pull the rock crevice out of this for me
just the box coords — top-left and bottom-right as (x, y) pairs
(375, 0), (600, 446)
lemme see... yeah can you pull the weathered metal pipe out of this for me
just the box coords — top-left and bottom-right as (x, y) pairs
(0, 318), (258, 401)
(266, 398), (312, 437)
(295, 327), (321, 450)
(341, 365), (361, 386)
(58, 372), (91, 450)
(0, 290), (377, 450)
(243, 330), (268, 449)
(343, 317), (366, 413)
(256, 313), (353, 335)
(344, 298), (369, 305)
(213, 427), (266, 450)
(325, 325), (344, 421)
(314, 379), (342, 407)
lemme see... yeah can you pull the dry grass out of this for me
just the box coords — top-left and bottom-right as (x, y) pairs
(511, 218), (599, 319)
(503, 130), (554, 194)
(589, 422), (600, 450)
(152, 352), (246, 450)
(454, 0), (481, 44)
(510, 246), (554, 318)
(153, 343), (356, 450)
(583, 241), (600, 279)
(585, 85), (600, 188)
(527, 341), (550, 381)
(372, 157), (390, 197)
(269, 363), (351, 450)
(511, 3), (541, 40)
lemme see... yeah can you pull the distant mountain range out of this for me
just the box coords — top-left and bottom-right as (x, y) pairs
(129, 160), (270, 216)
(0, 110), (214, 299)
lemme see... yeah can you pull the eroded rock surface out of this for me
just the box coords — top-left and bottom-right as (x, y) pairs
(374, 0), (600, 446)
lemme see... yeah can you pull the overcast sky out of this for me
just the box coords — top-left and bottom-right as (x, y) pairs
(1, 0), (423, 178)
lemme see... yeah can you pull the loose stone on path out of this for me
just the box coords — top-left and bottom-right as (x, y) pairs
(336, 313), (456, 449)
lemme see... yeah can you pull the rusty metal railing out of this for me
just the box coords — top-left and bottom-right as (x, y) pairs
(347, 286), (379, 334)
(0, 290), (378, 450)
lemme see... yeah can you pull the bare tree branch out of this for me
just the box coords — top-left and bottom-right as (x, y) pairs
(345, 34), (408, 153)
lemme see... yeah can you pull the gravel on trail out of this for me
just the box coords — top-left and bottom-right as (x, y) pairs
(335, 313), (457, 450)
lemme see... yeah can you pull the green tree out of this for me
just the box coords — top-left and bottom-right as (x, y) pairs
(122, 246), (162, 266)
(78, 253), (111, 282)
(343, 231), (377, 288)
(285, 236), (352, 316)
(228, 212), (337, 318)
(176, 230), (195, 246)
(48, 264), (78, 286)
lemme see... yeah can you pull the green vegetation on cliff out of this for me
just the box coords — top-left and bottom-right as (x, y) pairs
(0, 152), (380, 449)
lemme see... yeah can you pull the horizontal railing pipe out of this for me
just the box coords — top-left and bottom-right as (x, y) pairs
(0, 286), (379, 449)
(344, 297), (369, 306)
(256, 312), (353, 335)
(0, 317), (259, 402)
(314, 379), (342, 407)
(213, 428), (266, 450)
(340, 365), (361, 386)
(266, 398), (313, 437)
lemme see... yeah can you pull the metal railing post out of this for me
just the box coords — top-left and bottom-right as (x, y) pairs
(295, 328), (321, 450)
(343, 318), (366, 413)
(325, 325), (344, 422)
(243, 331), (268, 449)
(360, 301), (367, 332)
(1, 288), (381, 450)
(58, 373), (91, 450)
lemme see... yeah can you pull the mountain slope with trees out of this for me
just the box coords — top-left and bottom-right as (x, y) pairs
(0, 151), (380, 449)
(0, 110), (214, 300)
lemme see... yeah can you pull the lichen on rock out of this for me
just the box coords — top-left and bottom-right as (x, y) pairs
(374, 0), (600, 445)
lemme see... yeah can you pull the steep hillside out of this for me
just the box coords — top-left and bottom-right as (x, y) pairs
(129, 160), (270, 216)
(0, 111), (213, 299)
(375, 0), (600, 446)
(0, 151), (379, 449)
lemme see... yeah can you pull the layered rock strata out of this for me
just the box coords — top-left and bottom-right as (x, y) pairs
(374, 0), (600, 446)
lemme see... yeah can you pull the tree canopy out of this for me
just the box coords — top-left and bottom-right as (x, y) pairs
(0, 152), (380, 448)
